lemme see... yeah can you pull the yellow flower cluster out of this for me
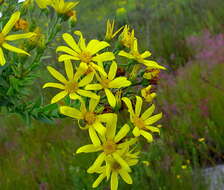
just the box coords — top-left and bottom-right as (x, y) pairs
(43, 20), (165, 190)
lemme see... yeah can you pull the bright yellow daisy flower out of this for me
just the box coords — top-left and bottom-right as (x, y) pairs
(122, 96), (162, 142)
(119, 25), (135, 49)
(23, 0), (51, 9)
(76, 115), (136, 173)
(43, 60), (99, 104)
(85, 61), (131, 108)
(92, 148), (139, 190)
(57, 31), (115, 76)
(119, 39), (165, 69)
(50, 0), (79, 14)
(0, 12), (35, 66)
(105, 19), (124, 41)
(141, 85), (156, 103)
(60, 98), (116, 145)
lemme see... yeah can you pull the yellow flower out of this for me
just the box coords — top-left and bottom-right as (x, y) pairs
(198, 138), (205, 142)
(181, 165), (187, 169)
(105, 19), (124, 41)
(0, 12), (35, 66)
(91, 148), (138, 190)
(56, 31), (115, 75)
(50, 0), (79, 14)
(119, 39), (165, 69)
(122, 96), (162, 142)
(119, 25), (135, 48)
(141, 85), (156, 102)
(15, 18), (29, 31)
(60, 98), (116, 145)
(143, 68), (160, 80)
(43, 60), (99, 104)
(29, 27), (45, 48)
(85, 61), (131, 108)
(76, 115), (136, 173)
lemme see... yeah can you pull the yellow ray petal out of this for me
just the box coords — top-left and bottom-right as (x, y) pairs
(113, 152), (131, 172)
(105, 114), (117, 140)
(2, 12), (20, 35)
(88, 153), (106, 173)
(93, 122), (106, 136)
(109, 77), (131, 88)
(42, 82), (65, 89)
(92, 173), (106, 188)
(76, 144), (102, 154)
(119, 169), (133, 184)
(2, 43), (29, 55)
(58, 54), (80, 62)
(60, 106), (83, 119)
(78, 72), (94, 87)
(118, 50), (134, 59)
(47, 66), (67, 84)
(74, 30), (86, 50)
(104, 88), (116, 108)
(0, 47), (6, 66)
(87, 39), (110, 55)
(64, 59), (74, 81)
(111, 172), (118, 190)
(141, 104), (155, 121)
(144, 113), (162, 125)
(89, 127), (101, 146)
(89, 97), (100, 112)
(140, 130), (153, 142)
(114, 124), (130, 143)
(132, 127), (140, 137)
(145, 126), (160, 134)
(77, 89), (99, 99)
(62, 33), (80, 53)
(92, 52), (115, 62)
(135, 96), (142, 117)
(85, 84), (103, 91)
(122, 97), (134, 116)
(141, 51), (151, 58)
(56, 46), (79, 56)
(97, 113), (116, 123)
(143, 60), (166, 70)
(69, 92), (81, 100)
(108, 61), (117, 80)
(51, 91), (68, 104)
(5, 32), (36, 41)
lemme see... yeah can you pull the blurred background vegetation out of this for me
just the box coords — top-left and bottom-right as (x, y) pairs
(1, 0), (224, 189)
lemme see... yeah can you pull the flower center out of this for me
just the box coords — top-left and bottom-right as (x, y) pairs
(0, 33), (5, 45)
(111, 161), (121, 171)
(65, 80), (78, 93)
(133, 117), (145, 129)
(84, 112), (96, 125)
(101, 79), (111, 88)
(79, 51), (92, 63)
(103, 140), (117, 155)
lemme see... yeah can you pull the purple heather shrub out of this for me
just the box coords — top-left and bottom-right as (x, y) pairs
(186, 30), (224, 65)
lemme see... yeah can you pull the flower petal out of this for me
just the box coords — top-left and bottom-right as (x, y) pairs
(88, 153), (106, 173)
(97, 113), (116, 123)
(141, 104), (155, 121)
(87, 39), (110, 55)
(114, 124), (130, 143)
(92, 173), (106, 188)
(85, 84), (103, 91)
(64, 59), (74, 80)
(47, 66), (67, 84)
(60, 106), (83, 119)
(93, 122), (106, 136)
(56, 46), (79, 57)
(0, 48), (6, 66)
(92, 52), (115, 62)
(2, 12), (20, 35)
(132, 127), (140, 137)
(109, 77), (131, 88)
(108, 61), (117, 80)
(89, 98), (100, 112)
(119, 169), (133, 184)
(112, 152), (131, 172)
(69, 93), (81, 100)
(140, 130), (153, 142)
(144, 113), (162, 125)
(76, 144), (102, 154)
(89, 127), (101, 146)
(105, 88), (116, 108)
(62, 33), (80, 53)
(135, 96), (142, 117)
(51, 91), (68, 104)
(143, 60), (166, 70)
(111, 172), (118, 190)
(58, 54), (80, 62)
(122, 97), (134, 116)
(145, 126), (160, 134)
(2, 43), (29, 55)
(118, 50), (134, 59)
(78, 72), (94, 87)
(43, 82), (65, 89)
(141, 51), (151, 58)
(5, 32), (36, 41)
(77, 89), (99, 99)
